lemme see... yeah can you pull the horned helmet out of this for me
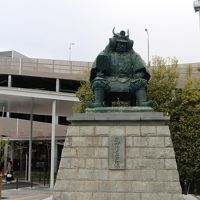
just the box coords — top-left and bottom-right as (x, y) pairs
(109, 27), (134, 51)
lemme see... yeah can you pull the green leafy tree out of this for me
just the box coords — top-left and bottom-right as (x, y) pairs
(170, 72), (200, 185)
(0, 139), (5, 163)
(148, 56), (179, 114)
(0, 137), (6, 172)
(74, 69), (94, 113)
(149, 59), (200, 187)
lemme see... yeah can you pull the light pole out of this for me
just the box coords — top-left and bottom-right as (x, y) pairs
(193, 0), (200, 30)
(69, 42), (75, 61)
(145, 29), (150, 67)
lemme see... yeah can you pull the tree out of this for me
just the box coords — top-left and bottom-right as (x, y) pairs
(169, 68), (200, 186)
(74, 69), (94, 113)
(0, 138), (6, 169)
(148, 59), (200, 189)
(0, 137), (6, 198)
(148, 56), (179, 114)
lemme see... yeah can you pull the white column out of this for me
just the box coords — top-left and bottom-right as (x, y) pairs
(28, 99), (33, 182)
(8, 75), (12, 87)
(50, 100), (56, 189)
(54, 78), (59, 169)
(55, 79), (59, 124)
(54, 142), (58, 172)
(56, 78), (60, 92)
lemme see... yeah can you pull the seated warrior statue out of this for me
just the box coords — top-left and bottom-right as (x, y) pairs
(89, 28), (152, 107)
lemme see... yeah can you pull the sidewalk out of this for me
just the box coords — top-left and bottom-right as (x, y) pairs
(183, 194), (200, 200)
(1, 186), (53, 200)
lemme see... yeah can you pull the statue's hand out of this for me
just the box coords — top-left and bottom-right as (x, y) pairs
(134, 71), (145, 79)
(97, 72), (105, 78)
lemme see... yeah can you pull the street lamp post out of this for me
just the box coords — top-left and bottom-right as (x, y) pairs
(193, 0), (200, 30)
(69, 43), (75, 61)
(145, 29), (150, 67)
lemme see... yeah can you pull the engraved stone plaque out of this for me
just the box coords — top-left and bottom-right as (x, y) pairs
(109, 135), (125, 169)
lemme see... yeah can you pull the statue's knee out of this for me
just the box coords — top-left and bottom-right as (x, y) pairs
(92, 80), (105, 89)
(130, 86), (146, 95)
(130, 79), (147, 94)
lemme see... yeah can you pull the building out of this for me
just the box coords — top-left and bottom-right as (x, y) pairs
(0, 51), (92, 185)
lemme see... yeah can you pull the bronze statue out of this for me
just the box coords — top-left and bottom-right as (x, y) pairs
(89, 28), (152, 107)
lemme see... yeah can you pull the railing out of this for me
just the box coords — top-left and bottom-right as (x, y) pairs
(0, 57), (93, 80)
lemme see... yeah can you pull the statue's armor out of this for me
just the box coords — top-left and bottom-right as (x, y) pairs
(103, 52), (133, 92)
(109, 52), (133, 78)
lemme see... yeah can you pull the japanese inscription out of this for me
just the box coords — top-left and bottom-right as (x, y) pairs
(109, 135), (125, 169)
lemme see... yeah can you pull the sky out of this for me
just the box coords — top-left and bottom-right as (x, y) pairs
(0, 0), (199, 64)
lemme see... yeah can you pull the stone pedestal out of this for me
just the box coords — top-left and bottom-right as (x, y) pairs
(53, 110), (183, 200)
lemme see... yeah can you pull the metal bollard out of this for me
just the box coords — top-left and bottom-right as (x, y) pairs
(0, 172), (2, 198)
(43, 174), (46, 186)
(194, 183), (197, 195)
(31, 176), (33, 188)
(183, 179), (187, 195)
(39, 172), (41, 184)
(16, 177), (18, 190)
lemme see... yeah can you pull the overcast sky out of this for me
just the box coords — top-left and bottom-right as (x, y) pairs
(0, 0), (199, 64)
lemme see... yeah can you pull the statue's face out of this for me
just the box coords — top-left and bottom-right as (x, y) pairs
(115, 42), (127, 53)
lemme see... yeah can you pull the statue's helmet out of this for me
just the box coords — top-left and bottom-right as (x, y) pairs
(109, 28), (133, 50)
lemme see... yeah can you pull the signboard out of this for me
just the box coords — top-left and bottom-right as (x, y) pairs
(109, 135), (125, 169)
